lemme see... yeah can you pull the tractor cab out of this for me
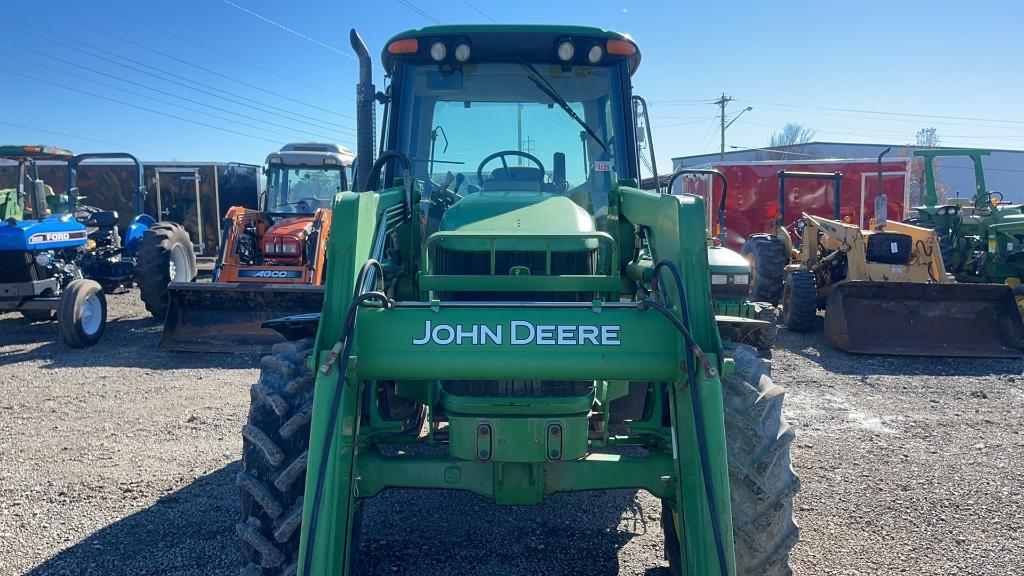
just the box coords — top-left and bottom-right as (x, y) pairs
(380, 27), (639, 244)
(264, 143), (353, 214)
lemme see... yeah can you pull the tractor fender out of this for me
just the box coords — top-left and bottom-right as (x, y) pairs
(124, 213), (157, 256)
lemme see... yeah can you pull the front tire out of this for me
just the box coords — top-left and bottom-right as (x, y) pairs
(741, 235), (788, 305)
(136, 222), (196, 318)
(58, 279), (106, 348)
(663, 343), (799, 575)
(781, 270), (818, 332)
(238, 339), (362, 575)
(747, 303), (779, 353)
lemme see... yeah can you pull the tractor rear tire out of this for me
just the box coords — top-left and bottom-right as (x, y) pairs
(663, 343), (799, 576)
(781, 270), (817, 333)
(237, 339), (363, 575)
(136, 222), (196, 318)
(741, 235), (787, 305)
(58, 279), (106, 348)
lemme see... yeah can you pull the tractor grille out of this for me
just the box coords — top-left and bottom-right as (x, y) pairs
(436, 248), (596, 302)
(443, 380), (595, 398)
(0, 251), (36, 283)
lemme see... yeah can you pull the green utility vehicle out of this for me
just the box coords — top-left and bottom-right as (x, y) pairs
(237, 26), (798, 576)
(665, 168), (777, 353)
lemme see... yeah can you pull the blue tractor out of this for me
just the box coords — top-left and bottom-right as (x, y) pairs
(0, 151), (196, 347)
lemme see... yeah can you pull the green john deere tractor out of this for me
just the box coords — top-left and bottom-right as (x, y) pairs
(913, 149), (1024, 312)
(236, 25), (798, 576)
(664, 168), (777, 353)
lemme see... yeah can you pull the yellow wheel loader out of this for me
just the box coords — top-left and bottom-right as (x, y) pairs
(781, 212), (1022, 357)
(749, 152), (1022, 357)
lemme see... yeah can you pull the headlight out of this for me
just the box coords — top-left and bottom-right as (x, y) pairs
(733, 274), (749, 285)
(454, 43), (471, 62)
(430, 41), (447, 61)
(556, 41), (575, 62)
(711, 274), (728, 285)
(264, 243), (276, 253)
(587, 45), (603, 64)
(282, 243), (298, 254)
(35, 252), (53, 266)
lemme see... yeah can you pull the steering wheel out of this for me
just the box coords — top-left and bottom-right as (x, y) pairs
(294, 197), (320, 212)
(975, 190), (1004, 214)
(476, 150), (546, 186)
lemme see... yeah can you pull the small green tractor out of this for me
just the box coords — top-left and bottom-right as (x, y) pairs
(913, 149), (1024, 308)
(666, 168), (776, 353)
(237, 25), (798, 575)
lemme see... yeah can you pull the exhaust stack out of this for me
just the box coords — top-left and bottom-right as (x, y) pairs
(350, 29), (376, 191)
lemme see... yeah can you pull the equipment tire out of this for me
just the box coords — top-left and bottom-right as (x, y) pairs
(914, 221), (955, 272)
(58, 279), (106, 348)
(937, 233), (954, 273)
(741, 235), (787, 305)
(663, 343), (799, 576)
(237, 339), (363, 575)
(136, 222), (196, 318)
(781, 270), (817, 332)
(21, 309), (57, 322)
(747, 303), (778, 354)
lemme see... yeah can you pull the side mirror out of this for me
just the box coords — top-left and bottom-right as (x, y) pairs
(32, 180), (47, 220)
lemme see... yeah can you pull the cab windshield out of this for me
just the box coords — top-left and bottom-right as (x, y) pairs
(266, 165), (346, 213)
(395, 61), (630, 229)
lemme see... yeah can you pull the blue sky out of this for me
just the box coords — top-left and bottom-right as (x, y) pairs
(3, 0), (1023, 173)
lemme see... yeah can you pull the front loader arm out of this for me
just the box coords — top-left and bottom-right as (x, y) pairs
(619, 186), (737, 576)
(299, 186), (409, 576)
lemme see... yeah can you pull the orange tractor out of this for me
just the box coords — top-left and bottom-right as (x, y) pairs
(161, 143), (353, 352)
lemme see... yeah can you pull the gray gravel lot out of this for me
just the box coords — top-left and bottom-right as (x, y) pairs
(1, 291), (1022, 575)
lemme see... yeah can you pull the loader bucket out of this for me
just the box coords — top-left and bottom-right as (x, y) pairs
(824, 282), (1024, 357)
(160, 282), (325, 353)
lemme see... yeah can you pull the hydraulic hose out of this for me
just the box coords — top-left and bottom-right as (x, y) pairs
(646, 259), (730, 576)
(302, 260), (391, 575)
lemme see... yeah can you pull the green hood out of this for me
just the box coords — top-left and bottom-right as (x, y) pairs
(707, 245), (749, 274)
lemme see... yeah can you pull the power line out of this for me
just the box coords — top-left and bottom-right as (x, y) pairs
(220, 0), (359, 61)
(460, 0), (498, 23)
(739, 98), (1024, 127)
(0, 67), (283, 145)
(99, 4), (350, 100)
(395, 0), (442, 24)
(24, 26), (355, 136)
(653, 117), (719, 129)
(73, 18), (354, 119)
(6, 49), (350, 143)
(0, 120), (122, 147)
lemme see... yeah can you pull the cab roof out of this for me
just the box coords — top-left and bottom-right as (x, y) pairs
(0, 145), (74, 161)
(382, 25), (640, 75)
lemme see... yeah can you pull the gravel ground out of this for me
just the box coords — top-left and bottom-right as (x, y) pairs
(1, 292), (1022, 575)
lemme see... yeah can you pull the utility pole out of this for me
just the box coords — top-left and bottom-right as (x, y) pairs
(517, 103), (524, 165)
(715, 93), (753, 162)
(716, 93), (731, 163)
(522, 136), (535, 158)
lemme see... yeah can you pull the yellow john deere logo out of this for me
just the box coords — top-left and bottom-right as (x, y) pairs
(510, 265), (530, 276)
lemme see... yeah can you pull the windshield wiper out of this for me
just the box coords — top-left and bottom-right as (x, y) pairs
(519, 61), (608, 153)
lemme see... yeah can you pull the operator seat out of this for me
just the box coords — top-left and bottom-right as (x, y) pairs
(482, 166), (547, 192)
